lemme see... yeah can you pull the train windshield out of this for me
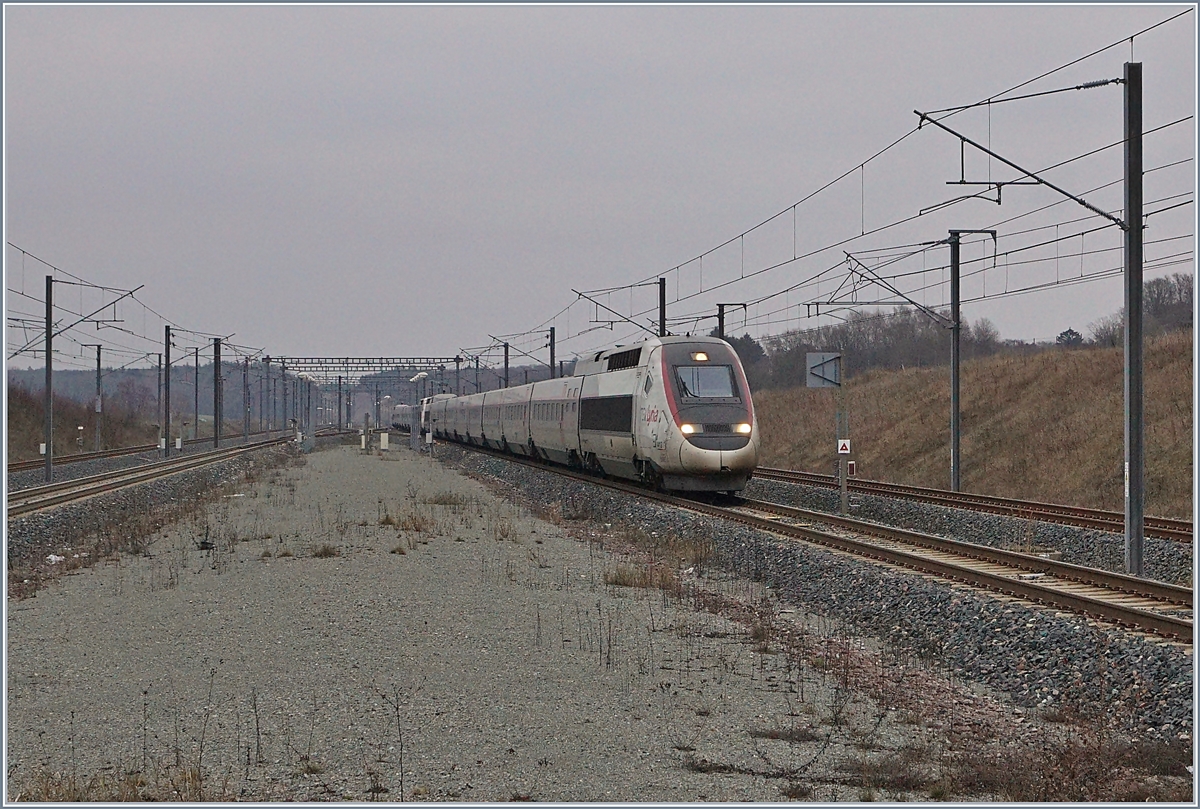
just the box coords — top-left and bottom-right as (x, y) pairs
(675, 365), (737, 399)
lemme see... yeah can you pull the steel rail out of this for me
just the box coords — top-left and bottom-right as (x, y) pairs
(456, 445), (1192, 641)
(8, 427), (355, 476)
(7, 437), (294, 517)
(7, 428), (296, 474)
(717, 498), (1193, 642)
(735, 497), (1192, 606)
(754, 467), (1193, 543)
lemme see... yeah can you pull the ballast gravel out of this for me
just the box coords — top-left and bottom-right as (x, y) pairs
(4, 442), (1193, 802)
(451, 452), (1193, 743)
(743, 478), (1194, 587)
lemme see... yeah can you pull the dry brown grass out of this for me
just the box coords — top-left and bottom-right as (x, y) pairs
(398, 510), (437, 533)
(604, 561), (679, 591)
(14, 762), (222, 802)
(756, 330), (1192, 518)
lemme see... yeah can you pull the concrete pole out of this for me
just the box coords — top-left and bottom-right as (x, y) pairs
(164, 325), (172, 457)
(43, 275), (53, 482)
(504, 343), (509, 388)
(193, 347), (200, 440)
(549, 327), (556, 379)
(157, 352), (163, 448)
(258, 366), (264, 432)
(337, 375), (343, 430)
(840, 458), (849, 515)
(243, 358), (250, 442)
(717, 304), (725, 340)
(213, 338), (222, 448)
(949, 232), (961, 492)
(1124, 61), (1145, 576)
(83, 344), (102, 452)
(265, 356), (273, 431)
(281, 361), (288, 432)
(659, 277), (667, 337)
(95, 346), (102, 451)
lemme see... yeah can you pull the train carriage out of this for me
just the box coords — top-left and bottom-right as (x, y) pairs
(416, 335), (758, 493)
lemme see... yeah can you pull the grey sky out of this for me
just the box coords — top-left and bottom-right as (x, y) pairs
(4, 4), (1195, 372)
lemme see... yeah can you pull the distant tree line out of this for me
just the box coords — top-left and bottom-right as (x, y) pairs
(716, 272), (1193, 391)
(1083, 272), (1193, 348)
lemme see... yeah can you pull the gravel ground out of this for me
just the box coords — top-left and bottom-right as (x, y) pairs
(448, 453), (1193, 740)
(4, 442), (1193, 802)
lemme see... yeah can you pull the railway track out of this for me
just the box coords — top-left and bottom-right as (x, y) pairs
(7, 436), (295, 518)
(7, 427), (356, 477)
(460, 446), (1193, 642)
(6, 429), (302, 474)
(754, 467), (1194, 543)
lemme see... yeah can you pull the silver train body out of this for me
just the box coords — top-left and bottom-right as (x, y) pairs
(391, 403), (414, 432)
(408, 336), (759, 492)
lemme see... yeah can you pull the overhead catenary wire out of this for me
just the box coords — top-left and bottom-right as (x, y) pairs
(544, 10), (1194, 357)
(571, 142), (1193, 344)
(581, 8), (1193, 304)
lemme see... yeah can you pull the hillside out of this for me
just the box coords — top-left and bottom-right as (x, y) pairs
(754, 329), (1193, 520)
(6, 385), (159, 462)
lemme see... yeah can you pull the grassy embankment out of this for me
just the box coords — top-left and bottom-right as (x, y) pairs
(5, 385), (160, 462)
(755, 329), (1193, 519)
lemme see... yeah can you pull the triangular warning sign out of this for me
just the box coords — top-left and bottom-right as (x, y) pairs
(837, 440), (851, 454)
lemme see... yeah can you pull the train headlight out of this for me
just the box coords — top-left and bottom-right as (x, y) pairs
(690, 352), (708, 362)
(735, 423), (752, 434)
(680, 423), (696, 435)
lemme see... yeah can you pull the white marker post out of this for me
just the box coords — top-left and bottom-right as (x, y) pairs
(837, 439), (851, 515)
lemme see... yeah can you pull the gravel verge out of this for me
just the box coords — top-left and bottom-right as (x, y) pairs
(4, 443), (1192, 802)
(448, 451), (1193, 743)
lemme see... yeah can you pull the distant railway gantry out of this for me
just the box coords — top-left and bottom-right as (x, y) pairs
(274, 357), (464, 386)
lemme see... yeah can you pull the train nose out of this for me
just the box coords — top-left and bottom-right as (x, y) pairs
(677, 437), (759, 474)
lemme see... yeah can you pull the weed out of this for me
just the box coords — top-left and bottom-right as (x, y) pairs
(781, 780), (813, 799)
(927, 780), (953, 801)
(842, 748), (932, 793)
(422, 491), (471, 507)
(390, 545), (407, 555)
(604, 561), (679, 592)
(312, 544), (340, 558)
(399, 510), (437, 534)
(750, 725), (823, 744)
(366, 770), (390, 800)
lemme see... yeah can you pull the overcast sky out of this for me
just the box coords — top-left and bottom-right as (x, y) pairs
(4, 4), (1195, 372)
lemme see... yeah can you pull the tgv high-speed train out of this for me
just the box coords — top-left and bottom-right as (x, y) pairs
(410, 336), (759, 493)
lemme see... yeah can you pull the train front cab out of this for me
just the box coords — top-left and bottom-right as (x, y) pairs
(656, 338), (759, 492)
